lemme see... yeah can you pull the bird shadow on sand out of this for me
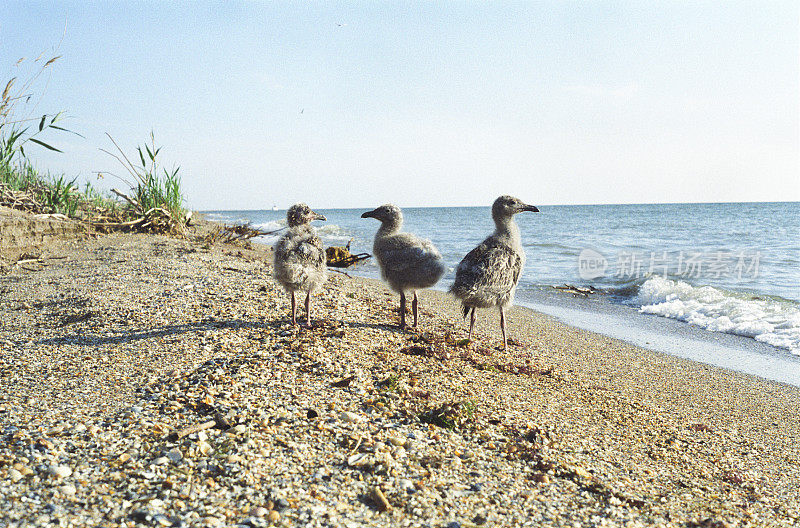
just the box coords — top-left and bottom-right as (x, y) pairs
(35, 318), (267, 347)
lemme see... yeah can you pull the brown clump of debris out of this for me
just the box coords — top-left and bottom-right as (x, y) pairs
(326, 242), (370, 268)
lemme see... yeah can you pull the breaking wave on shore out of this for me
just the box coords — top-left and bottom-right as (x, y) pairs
(630, 276), (800, 354)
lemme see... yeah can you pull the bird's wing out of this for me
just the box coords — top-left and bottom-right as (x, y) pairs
(377, 234), (442, 273)
(453, 240), (522, 293)
(276, 229), (325, 267)
(296, 233), (326, 267)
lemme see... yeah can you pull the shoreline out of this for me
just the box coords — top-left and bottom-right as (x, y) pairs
(1, 228), (799, 526)
(207, 205), (800, 374)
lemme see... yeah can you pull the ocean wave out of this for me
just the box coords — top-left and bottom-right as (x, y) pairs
(316, 224), (353, 243)
(253, 220), (286, 232)
(250, 221), (354, 245)
(634, 276), (800, 353)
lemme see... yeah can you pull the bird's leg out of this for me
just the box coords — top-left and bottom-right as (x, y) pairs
(499, 306), (507, 350)
(399, 292), (407, 329)
(412, 291), (419, 328)
(305, 292), (312, 327)
(468, 307), (476, 341)
(290, 291), (297, 327)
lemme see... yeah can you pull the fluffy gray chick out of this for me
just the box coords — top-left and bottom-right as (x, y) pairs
(450, 195), (539, 349)
(273, 203), (327, 326)
(361, 204), (445, 329)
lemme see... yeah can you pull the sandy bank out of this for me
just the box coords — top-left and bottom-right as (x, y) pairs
(0, 231), (798, 527)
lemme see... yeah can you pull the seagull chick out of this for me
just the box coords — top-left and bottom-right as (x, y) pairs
(273, 203), (327, 327)
(450, 195), (539, 349)
(362, 204), (445, 329)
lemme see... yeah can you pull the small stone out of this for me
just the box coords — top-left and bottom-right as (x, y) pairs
(48, 465), (72, 478)
(347, 453), (369, 466)
(267, 510), (280, 522)
(397, 478), (414, 491)
(387, 436), (405, 446)
(153, 457), (169, 466)
(166, 448), (183, 462)
(446, 522), (462, 528)
(572, 466), (591, 479)
(227, 454), (243, 464)
(60, 484), (77, 496)
(153, 514), (173, 527)
(9, 468), (23, 482)
(473, 513), (488, 525)
(531, 472), (550, 484)
(371, 487), (391, 512)
(339, 411), (361, 423)
(250, 506), (268, 517)
(197, 441), (213, 456)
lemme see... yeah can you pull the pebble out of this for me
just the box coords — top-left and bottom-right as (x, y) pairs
(339, 411), (361, 423)
(165, 448), (183, 462)
(48, 465), (72, 479)
(59, 484), (77, 496)
(267, 510), (280, 522)
(197, 440), (213, 456)
(531, 472), (550, 484)
(9, 469), (23, 483)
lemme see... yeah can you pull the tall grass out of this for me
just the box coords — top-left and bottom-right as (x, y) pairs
(1, 53), (188, 233)
(101, 132), (187, 233)
(0, 54), (84, 216)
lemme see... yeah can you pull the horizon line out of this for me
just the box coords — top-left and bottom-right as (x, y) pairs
(197, 199), (800, 213)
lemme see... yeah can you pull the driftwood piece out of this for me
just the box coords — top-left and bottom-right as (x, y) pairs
(168, 419), (217, 440)
(553, 284), (602, 297)
(203, 223), (282, 246)
(110, 188), (139, 209)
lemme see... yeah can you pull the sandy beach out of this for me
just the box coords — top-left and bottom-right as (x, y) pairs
(1, 225), (799, 527)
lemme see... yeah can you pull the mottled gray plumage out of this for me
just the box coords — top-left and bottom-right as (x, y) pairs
(273, 203), (327, 326)
(450, 195), (539, 349)
(361, 204), (445, 328)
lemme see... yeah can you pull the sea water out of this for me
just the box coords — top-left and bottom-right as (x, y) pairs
(205, 202), (800, 377)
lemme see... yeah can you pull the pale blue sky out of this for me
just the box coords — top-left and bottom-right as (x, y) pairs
(1, 1), (797, 210)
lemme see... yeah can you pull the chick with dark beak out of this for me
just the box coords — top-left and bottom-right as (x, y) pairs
(450, 195), (540, 349)
(273, 203), (328, 327)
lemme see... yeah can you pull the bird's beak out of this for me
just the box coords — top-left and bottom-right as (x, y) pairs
(521, 204), (540, 213)
(361, 209), (376, 219)
(312, 211), (326, 222)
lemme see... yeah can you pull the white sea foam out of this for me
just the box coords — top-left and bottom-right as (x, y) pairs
(252, 221), (352, 245)
(254, 220), (286, 232)
(635, 276), (800, 354)
(316, 224), (352, 243)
